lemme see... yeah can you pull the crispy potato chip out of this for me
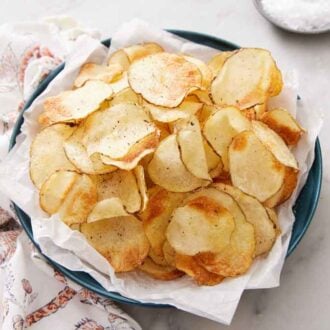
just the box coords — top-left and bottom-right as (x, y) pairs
(128, 52), (202, 107)
(148, 135), (206, 192)
(188, 89), (213, 105)
(263, 167), (298, 207)
(107, 49), (130, 71)
(134, 165), (148, 212)
(58, 173), (97, 225)
(193, 188), (255, 277)
(39, 81), (113, 126)
(163, 240), (176, 267)
(30, 124), (76, 189)
(252, 120), (298, 169)
(110, 87), (141, 106)
(265, 207), (281, 235)
(124, 43), (164, 62)
(81, 216), (149, 272)
(166, 192), (235, 255)
(139, 257), (183, 281)
(148, 248), (168, 266)
(184, 56), (213, 89)
(229, 131), (286, 202)
(214, 183), (277, 256)
(261, 108), (304, 146)
(203, 106), (251, 171)
(203, 139), (223, 174)
(87, 197), (128, 223)
(83, 103), (157, 159)
(69, 223), (81, 231)
(175, 254), (224, 286)
(208, 51), (237, 77)
(64, 124), (116, 175)
(211, 48), (282, 109)
(109, 72), (129, 93)
(74, 63), (123, 88)
(40, 170), (79, 214)
(139, 186), (185, 258)
(93, 170), (141, 213)
(175, 116), (210, 180)
(198, 104), (217, 124)
(241, 107), (256, 121)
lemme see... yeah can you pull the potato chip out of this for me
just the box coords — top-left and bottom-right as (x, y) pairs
(265, 207), (281, 235)
(198, 104), (217, 124)
(87, 197), (128, 223)
(64, 124), (116, 175)
(261, 108), (304, 146)
(39, 81), (113, 126)
(162, 240), (176, 267)
(175, 254), (224, 286)
(184, 56), (213, 89)
(110, 87), (141, 106)
(229, 131), (286, 202)
(203, 139), (223, 175)
(134, 165), (148, 212)
(203, 106), (251, 171)
(74, 63), (123, 88)
(148, 135), (206, 192)
(40, 170), (79, 214)
(139, 257), (183, 281)
(166, 191), (235, 255)
(93, 170), (141, 213)
(81, 216), (149, 272)
(128, 52), (202, 107)
(139, 186), (185, 258)
(148, 248), (168, 266)
(208, 51), (237, 77)
(251, 120), (298, 169)
(109, 72), (129, 93)
(214, 183), (276, 256)
(69, 223), (81, 231)
(211, 48), (282, 109)
(124, 43), (164, 62)
(107, 49), (130, 71)
(193, 188), (255, 277)
(188, 89), (213, 105)
(30, 123), (76, 189)
(58, 173), (97, 225)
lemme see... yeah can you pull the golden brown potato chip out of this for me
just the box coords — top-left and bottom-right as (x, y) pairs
(87, 197), (128, 223)
(251, 120), (298, 169)
(139, 186), (185, 258)
(214, 183), (277, 256)
(107, 49), (130, 71)
(30, 123), (76, 189)
(39, 170), (79, 214)
(261, 108), (304, 146)
(39, 81), (113, 126)
(81, 216), (149, 272)
(187, 89), (213, 105)
(208, 51), (237, 77)
(148, 135), (206, 192)
(175, 254), (224, 286)
(93, 170), (141, 213)
(58, 173), (97, 225)
(128, 52), (202, 107)
(139, 257), (183, 281)
(198, 104), (217, 124)
(163, 240), (176, 267)
(148, 248), (168, 266)
(110, 87), (141, 106)
(211, 48), (282, 109)
(109, 72), (129, 93)
(69, 223), (81, 231)
(241, 107), (256, 121)
(74, 63), (123, 88)
(203, 106), (251, 171)
(184, 56), (213, 89)
(64, 124), (116, 175)
(134, 165), (148, 212)
(265, 207), (281, 235)
(203, 139), (223, 176)
(166, 191), (235, 255)
(229, 131), (286, 202)
(124, 43), (164, 62)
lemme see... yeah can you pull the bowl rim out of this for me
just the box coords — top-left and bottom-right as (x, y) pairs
(8, 29), (323, 306)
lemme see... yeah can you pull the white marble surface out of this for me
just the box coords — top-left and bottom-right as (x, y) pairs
(0, 0), (329, 329)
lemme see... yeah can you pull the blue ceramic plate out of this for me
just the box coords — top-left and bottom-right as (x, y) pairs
(9, 30), (322, 306)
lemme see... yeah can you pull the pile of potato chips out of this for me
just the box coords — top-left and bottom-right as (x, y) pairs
(30, 43), (304, 285)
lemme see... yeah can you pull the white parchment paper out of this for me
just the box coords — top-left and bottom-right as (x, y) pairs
(0, 19), (323, 325)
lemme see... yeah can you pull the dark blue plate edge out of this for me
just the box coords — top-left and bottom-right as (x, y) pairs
(8, 30), (322, 306)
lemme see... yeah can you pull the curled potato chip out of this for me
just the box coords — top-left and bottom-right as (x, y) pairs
(175, 254), (224, 286)
(128, 52), (202, 107)
(110, 87), (141, 106)
(203, 139), (222, 174)
(39, 81), (113, 126)
(265, 207), (281, 235)
(198, 104), (217, 124)
(81, 216), (149, 272)
(187, 89), (213, 105)
(184, 56), (213, 89)
(214, 183), (277, 256)
(74, 63), (123, 88)
(58, 173), (97, 226)
(193, 188), (255, 277)
(208, 51), (237, 77)
(166, 191), (235, 255)
(211, 48), (282, 109)
(124, 43), (164, 62)
(229, 131), (286, 202)
(139, 257), (183, 281)
(148, 135), (206, 192)
(251, 120), (298, 169)
(64, 124), (116, 175)
(30, 123), (76, 189)
(261, 108), (304, 146)
(203, 106), (251, 171)
(40, 170), (79, 214)
(93, 170), (141, 213)
(87, 197), (128, 223)
(148, 248), (168, 266)
(134, 165), (148, 212)
(107, 49), (130, 71)
(163, 240), (176, 267)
